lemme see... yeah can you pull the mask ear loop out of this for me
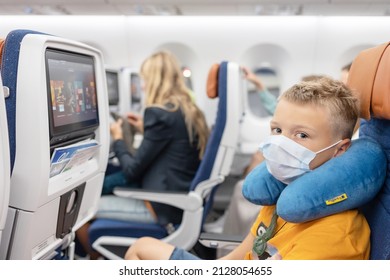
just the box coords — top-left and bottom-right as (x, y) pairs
(315, 140), (342, 154)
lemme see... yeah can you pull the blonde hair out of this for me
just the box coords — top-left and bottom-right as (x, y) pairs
(140, 51), (209, 158)
(281, 76), (359, 139)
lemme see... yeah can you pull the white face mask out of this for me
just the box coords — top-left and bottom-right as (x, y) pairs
(259, 135), (342, 184)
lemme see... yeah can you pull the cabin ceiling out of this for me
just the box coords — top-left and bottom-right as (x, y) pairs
(1, 0), (390, 16)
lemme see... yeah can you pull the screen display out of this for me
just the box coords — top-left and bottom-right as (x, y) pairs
(106, 70), (119, 106)
(46, 48), (99, 144)
(130, 73), (142, 113)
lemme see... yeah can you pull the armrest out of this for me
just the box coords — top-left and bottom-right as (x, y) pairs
(113, 187), (203, 212)
(194, 176), (225, 198)
(94, 188), (207, 259)
(199, 232), (242, 250)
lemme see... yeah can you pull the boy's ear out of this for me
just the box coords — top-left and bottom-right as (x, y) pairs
(334, 139), (351, 157)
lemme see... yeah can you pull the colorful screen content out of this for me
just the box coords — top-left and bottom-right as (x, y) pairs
(106, 70), (119, 106)
(46, 49), (99, 143)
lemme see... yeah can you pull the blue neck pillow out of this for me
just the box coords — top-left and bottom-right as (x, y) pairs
(242, 137), (387, 223)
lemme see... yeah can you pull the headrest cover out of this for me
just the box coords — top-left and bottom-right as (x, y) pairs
(348, 42), (390, 120)
(0, 39), (4, 65)
(206, 63), (219, 99)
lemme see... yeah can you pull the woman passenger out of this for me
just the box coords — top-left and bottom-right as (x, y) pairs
(76, 51), (209, 259)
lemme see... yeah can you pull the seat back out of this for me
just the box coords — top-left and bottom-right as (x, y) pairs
(105, 66), (121, 113)
(348, 42), (390, 260)
(1, 30), (42, 173)
(191, 62), (242, 217)
(0, 72), (10, 248)
(118, 67), (143, 115)
(90, 61), (243, 259)
(237, 73), (272, 156)
(0, 29), (109, 259)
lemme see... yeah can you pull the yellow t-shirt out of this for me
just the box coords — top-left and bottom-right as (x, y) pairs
(245, 205), (370, 260)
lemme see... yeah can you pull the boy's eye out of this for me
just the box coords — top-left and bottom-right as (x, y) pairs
(296, 132), (308, 139)
(271, 127), (282, 134)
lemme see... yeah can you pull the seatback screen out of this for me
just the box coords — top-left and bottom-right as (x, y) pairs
(130, 73), (142, 113)
(46, 48), (99, 144)
(106, 70), (119, 106)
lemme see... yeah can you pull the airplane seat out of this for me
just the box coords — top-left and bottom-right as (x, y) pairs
(234, 68), (272, 168)
(1, 30), (42, 173)
(90, 61), (243, 260)
(348, 42), (390, 260)
(238, 111), (272, 155)
(0, 62), (11, 249)
(0, 29), (109, 259)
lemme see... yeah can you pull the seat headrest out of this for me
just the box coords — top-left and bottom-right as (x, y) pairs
(206, 63), (220, 99)
(0, 38), (4, 65)
(348, 42), (390, 120)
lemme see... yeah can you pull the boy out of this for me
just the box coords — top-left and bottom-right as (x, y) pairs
(125, 77), (370, 260)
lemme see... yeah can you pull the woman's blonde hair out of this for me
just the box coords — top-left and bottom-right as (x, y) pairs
(140, 51), (209, 158)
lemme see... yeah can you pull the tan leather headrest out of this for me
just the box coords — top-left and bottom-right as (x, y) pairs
(206, 63), (219, 99)
(0, 39), (5, 65)
(348, 42), (390, 120)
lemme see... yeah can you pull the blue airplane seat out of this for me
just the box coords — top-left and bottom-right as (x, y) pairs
(0, 56), (11, 252)
(0, 29), (110, 259)
(0, 29), (42, 173)
(90, 61), (243, 259)
(348, 42), (390, 260)
(0, 30), (42, 259)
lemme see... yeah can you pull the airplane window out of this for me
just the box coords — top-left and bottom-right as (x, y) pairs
(182, 66), (193, 90)
(247, 67), (280, 118)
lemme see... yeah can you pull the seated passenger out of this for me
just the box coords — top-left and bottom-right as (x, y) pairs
(242, 66), (277, 116)
(76, 50), (209, 259)
(218, 73), (328, 250)
(125, 76), (370, 260)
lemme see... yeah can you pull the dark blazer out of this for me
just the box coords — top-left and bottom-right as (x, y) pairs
(113, 105), (201, 225)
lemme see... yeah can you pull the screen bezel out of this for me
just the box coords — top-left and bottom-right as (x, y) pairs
(45, 48), (100, 145)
